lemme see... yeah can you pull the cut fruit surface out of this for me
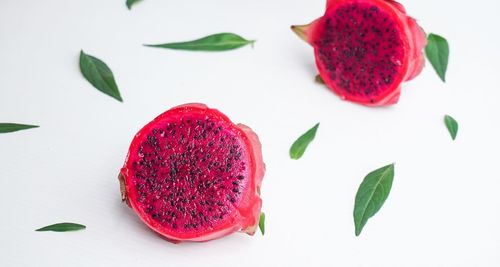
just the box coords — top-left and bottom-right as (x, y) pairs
(119, 103), (264, 242)
(292, 0), (426, 106)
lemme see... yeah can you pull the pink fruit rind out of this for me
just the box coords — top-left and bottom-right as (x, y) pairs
(293, 0), (426, 106)
(119, 103), (265, 242)
(404, 16), (427, 81)
(234, 123), (265, 233)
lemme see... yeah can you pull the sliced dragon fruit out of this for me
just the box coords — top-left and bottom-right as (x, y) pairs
(292, 0), (427, 106)
(119, 103), (265, 242)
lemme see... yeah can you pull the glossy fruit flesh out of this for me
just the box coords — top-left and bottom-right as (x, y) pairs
(119, 103), (264, 242)
(292, 0), (426, 106)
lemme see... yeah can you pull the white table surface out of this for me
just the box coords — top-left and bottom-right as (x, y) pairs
(1, 0), (499, 266)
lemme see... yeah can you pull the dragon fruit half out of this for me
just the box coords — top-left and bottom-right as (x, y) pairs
(292, 0), (427, 106)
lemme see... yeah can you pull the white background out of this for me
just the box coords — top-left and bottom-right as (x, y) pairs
(1, 0), (499, 266)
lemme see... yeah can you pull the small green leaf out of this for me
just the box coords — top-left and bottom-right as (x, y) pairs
(36, 222), (86, 232)
(0, 123), (39, 133)
(259, 212), (266, 236)
(354, 164), (394, 236)
(79, 50), (123, 102)
(444, 115), (459, 140)
(425, 33), (449, 82)
(289, 123), (319, 160)
(145, 33), (255, 52)
(126, 0), (142, 10)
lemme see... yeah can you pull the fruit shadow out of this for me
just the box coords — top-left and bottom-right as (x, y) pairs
(298, 55), (333, 95)
(114, 199), (165, 240)
(299, 50), (318, 78)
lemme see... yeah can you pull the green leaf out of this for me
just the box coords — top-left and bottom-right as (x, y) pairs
(36, 222), (86, 232)
(289, 123), (319, 160)
(79, 50), (123, 102)
(444, 115), (459, 140)
(144, 33), (255, 52)
(259, 212), (266, 236)
(0, 123), (39, 133)
(425, 33), (449, 82)
(126, 0), (142, 10)
(353, 164), (394, 236)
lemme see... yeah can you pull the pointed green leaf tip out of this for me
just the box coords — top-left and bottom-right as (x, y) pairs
(259, 212), (266, 236)
(353, 164), (395, 236)
(79, 50), (123, 102)
(144, 33), (255, 52)
(425, 33), (449, 82)
(0, 123), (39, 133)
(36, 222), (86, 232)
(444, 115), (459, 140)
(126, 0), (142, 10)
(289, 123), (319, 160)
